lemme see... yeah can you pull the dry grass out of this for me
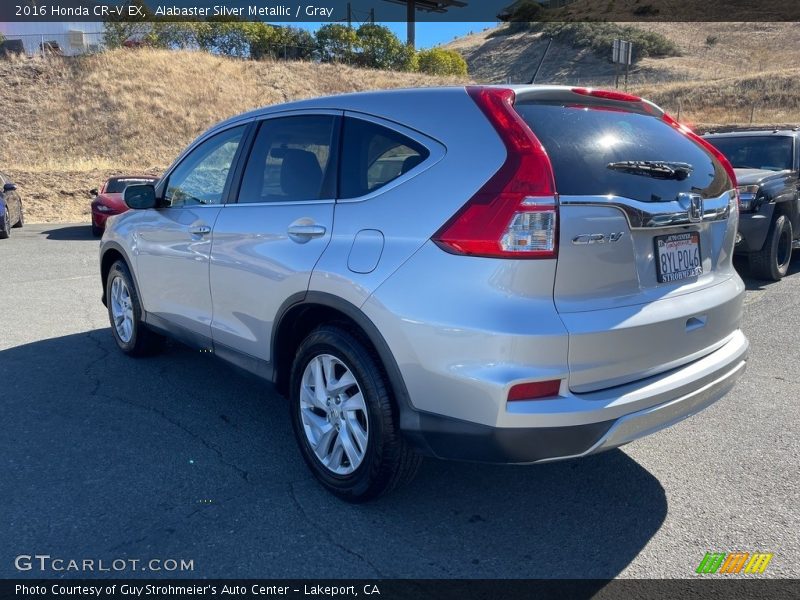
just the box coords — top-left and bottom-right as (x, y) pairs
(6, 35), (800, 224)
(0, 49), (462, 223)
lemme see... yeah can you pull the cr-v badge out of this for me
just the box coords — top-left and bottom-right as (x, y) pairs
(572, 232), (625, 245)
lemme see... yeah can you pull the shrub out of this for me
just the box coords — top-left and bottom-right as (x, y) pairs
(417, 48), (468, 76)
(497, 0), (546, 22)
(530, 22), (680, 61)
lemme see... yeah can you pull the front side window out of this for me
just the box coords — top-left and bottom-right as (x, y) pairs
(165, 125), (246, 208)
(706, 136), (794, 172)
(339, 118), (429, 199)
(238, 115), (336, 203)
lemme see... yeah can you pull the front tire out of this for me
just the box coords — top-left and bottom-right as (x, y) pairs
(12, 202), (23, 228)
(105, 260), (164, 356)
(749, 213), (793, 281)
(289, 325), (421, 502)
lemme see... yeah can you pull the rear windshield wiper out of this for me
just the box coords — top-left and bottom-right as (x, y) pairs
(607, 161), (693, 180)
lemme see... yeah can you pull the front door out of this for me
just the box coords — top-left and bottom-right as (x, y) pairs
(134, 124), (248, 339)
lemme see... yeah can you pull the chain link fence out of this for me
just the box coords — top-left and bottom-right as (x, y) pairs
(0, 31), (107, 57)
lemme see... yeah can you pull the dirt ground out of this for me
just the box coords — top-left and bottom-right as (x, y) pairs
(12, 168), (162, 224)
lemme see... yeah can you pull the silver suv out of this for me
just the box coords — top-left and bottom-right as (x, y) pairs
(100, 86), (749, 501)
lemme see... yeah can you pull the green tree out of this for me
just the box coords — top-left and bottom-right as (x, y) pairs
(354, 24), (413, 70)
(417, 47), (468, 76)
(247, 24), (314, 61)
(144, 22), (195, 49)
(102, 0), (152, 48)
(316, 24), (358, 63)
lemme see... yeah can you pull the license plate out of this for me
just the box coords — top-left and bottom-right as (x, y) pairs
(655, 232), (702, 283)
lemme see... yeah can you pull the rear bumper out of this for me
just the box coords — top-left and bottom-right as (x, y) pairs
(91, 211), (109, 229)
(403, 330), (748, 463)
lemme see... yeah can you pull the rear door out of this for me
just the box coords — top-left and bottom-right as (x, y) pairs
(209, 111), (340, 361)
(515, 97), (742, 392)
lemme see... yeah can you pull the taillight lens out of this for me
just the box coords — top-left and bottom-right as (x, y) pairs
(432, 86), (558, 259)
(508, 380), (562, 402)
(662, 113), (738, 188)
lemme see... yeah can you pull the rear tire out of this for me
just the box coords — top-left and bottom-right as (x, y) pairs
(91, 224), (103, 237)
(12, 202), (23, 228)
(289, 325), (421, 502)
(105, 260), (165, 356)
(0, 211), (10, 239)
(749, 214), (792, 281)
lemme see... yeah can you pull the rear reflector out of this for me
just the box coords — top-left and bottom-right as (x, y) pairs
(508, 380), (562, 402)
(432, 86), (558, 259)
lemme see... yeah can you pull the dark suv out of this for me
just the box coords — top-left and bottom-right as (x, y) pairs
(704, 129), (800, 280)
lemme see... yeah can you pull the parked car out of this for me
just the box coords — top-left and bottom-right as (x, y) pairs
(99, 86), (749, 501)
(0, 172), (24, 239)
(703, 129), (800, 280)
(90, 176), (159, 237)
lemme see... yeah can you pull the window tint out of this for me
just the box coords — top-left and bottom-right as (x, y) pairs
(165, 126), (245, 208)
(706, 136), (793, 171)
(238, 115), (336, 203)
(340, 118), (429, 199)
(514, 102), (731, 202)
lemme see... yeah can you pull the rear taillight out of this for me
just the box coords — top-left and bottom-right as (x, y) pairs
(432, 86), (558, 259)
(662, 113), (738, 188)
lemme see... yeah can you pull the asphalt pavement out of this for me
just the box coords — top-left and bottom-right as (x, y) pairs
(1, 224), (797, 579)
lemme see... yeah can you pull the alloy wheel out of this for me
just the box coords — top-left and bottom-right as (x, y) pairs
(110, 276), (134, 343)
(299, 354), (369, 475)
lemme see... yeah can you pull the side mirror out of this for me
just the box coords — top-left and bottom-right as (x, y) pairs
(3, 182), (17, 192)
(124, 184), (157, 210)
(89, 188), (98, 196)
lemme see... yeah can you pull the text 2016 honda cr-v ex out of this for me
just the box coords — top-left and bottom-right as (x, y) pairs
(100, 86), (748, 501)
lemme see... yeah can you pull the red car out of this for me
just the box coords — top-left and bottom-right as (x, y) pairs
(91, 176), (159, 237)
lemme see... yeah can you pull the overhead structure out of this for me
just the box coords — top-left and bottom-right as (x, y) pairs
(381, 0), (468, 48)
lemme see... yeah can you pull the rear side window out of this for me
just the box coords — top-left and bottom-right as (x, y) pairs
(339, 118), (429, 199)
(238, 115), (337, 203)
(514, 102), (731, 202)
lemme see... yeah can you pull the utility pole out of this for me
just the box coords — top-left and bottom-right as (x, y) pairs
(369, 8), (375, 23)
(406, 0), (416, 48)
(347, 2), (352, 28)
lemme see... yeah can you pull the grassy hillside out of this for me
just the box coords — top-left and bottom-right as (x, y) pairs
(448, 22), (800, 127)
(0, 49), (461, 223)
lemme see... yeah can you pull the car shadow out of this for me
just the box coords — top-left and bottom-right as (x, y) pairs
(0, 330), (667, 580)
(735, 255), (800, 290)
(40, 224), (97, 241)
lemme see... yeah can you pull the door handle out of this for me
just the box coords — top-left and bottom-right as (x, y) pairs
(188, 225), (211, 235)
(287, 224), (327, 240)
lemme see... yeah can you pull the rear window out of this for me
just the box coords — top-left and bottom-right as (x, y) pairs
(705, 135), (793, 171)
(106, 178), (157, 193)
(514, 102), (731, 202)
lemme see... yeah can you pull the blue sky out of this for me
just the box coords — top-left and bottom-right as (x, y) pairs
(286, 22), (498, 49)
